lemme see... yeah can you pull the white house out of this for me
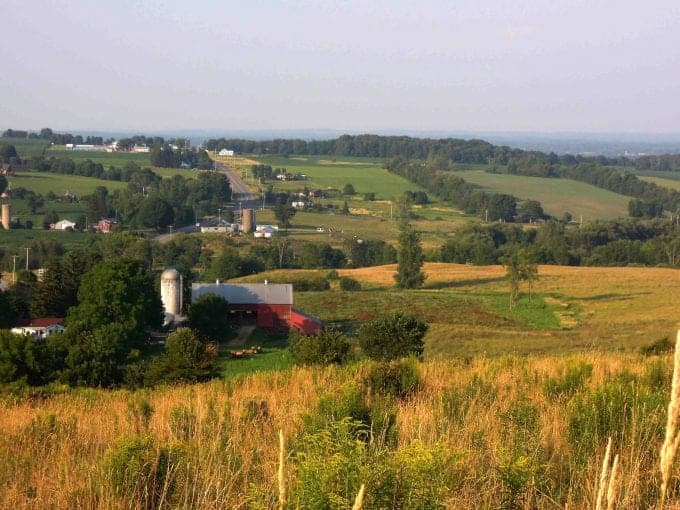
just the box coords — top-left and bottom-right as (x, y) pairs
(291, 201), (308, 209)
(51, 219), (77, 231)
(12, 317), (65, 339)
(132, 144), (150, 153)
(218, 149), (234, 156)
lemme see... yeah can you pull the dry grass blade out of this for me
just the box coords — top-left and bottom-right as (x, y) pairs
(596, 437), (612, 510)
(659, 330), (680, 508)
(352, 484), (366, 510)
(278, 429), (286, 510)
(606, 454), (619, 510)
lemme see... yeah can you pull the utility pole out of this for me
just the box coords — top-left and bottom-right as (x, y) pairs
(390, 202), (393, 220)
(25, 247), (30, 271)
(485, 209), (488, 222)
(218, 208), (222, 225)
(12, 255), (17, 284)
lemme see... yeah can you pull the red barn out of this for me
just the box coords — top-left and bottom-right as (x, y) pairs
(191, 282), (322, 334)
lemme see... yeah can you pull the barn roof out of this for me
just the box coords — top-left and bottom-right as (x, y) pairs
(191, 283), (293, 305)
(14, 317), (64, 328)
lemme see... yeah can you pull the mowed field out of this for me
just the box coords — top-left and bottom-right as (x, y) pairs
(237, 262), (680, 358)
(256, 155), (423, 199)
(7, 172), (127, 196)
(451, 170), (630, 219)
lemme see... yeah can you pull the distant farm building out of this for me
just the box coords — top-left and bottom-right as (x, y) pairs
(12, 317), (65, 339)
(51, 219), (77, 231)
(93, 218), (116, 233)
(191, 282), (322, 334)
(218, 149), (234, 156)
(132, 145), (150, 153)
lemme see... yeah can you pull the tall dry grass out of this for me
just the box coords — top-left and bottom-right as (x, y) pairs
(0, 352), (676, 508)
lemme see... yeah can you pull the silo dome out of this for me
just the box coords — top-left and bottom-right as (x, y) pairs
(161, 268), (181, 281)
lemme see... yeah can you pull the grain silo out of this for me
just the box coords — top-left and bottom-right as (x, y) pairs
(1, 203), (10, 230)
(160, 268), (183, 324)
(242, 208), (255, 233)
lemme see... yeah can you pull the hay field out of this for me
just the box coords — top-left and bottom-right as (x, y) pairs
(639, 175), (680, 191)
(334, 263), (680, 355)
(451, 170), (630, 219)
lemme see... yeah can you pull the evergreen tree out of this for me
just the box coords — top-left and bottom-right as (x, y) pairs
(394, 221), (425, 289)
(31, 259), (67, 317)
(341, 200), (350, 215)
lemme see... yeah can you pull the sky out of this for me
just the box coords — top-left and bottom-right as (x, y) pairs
(2, 0), (680, 134)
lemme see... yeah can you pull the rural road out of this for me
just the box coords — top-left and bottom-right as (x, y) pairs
(155, 158), (258, 243)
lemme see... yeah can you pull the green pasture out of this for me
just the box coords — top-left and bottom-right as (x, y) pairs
(254, 155), (424, 199)
(450, 170), (630, 220)
(7, 172), (127, 196)
(47, 146), (151, 167)
(0, 137), (51, 158)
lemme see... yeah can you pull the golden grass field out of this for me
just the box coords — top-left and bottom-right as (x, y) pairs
(1, 263), (679, 508)
(0, 353), (677, 508)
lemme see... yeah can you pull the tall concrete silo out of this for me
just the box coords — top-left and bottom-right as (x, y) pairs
(242, 208), (255, 233)
(1, 203), (10, 230)
(160, 268), (183, 323)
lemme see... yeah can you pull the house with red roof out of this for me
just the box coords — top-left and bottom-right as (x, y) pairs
(11, 317), (65, 339)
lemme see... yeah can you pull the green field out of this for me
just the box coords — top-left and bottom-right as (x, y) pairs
(7, 171), (127, 196)
(451, 169), (630, 219)
(0, 137), (51, 157)
(639, 175), (680, 190)
(47, 146), (152, 167)
(255, 155), (423, 199)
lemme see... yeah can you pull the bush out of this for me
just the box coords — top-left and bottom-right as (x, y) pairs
(639, 336), (674, 356)
(289, 330), (352, 366)
(358, 312), (428, 361)
(145, 328), (218, 385)
(103, 435), (186, 509)
(363, 357), (422, 399)
(338, 276), (361, 291)
(325, 269), (339, 280)
(291, 277), (330, 291)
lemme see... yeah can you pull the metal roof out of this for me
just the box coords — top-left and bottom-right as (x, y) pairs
(191, 283), (293, 305)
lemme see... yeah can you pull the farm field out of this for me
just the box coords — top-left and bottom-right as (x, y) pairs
(0, 137), (51, 157)
(252, 204), (467, 250)
(254, 155), (424, 199)
(6, 171), (127, 196)
(639, 175), (680, 191)
(451, 169), (630, 219)
(46, 146), (152, 167)
(234, 262), (679, 357)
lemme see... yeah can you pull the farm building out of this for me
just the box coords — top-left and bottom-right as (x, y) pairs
(190, 281), (322, 334)
(12, 317), (65, 339)
(51, 219), (77, 231)
(218, 149), (234, 156)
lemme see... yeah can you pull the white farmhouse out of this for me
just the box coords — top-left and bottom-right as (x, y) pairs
(218, 149), (234, 156)
(51, 219), (77, 231)
(12, 317), (65, 339)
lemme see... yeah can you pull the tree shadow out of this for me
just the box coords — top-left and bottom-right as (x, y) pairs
(424, 276), (506, 290)
(577, 292), (650, 302)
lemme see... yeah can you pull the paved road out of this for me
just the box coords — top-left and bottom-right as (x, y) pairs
(213, 159), (259, 210)
(155, 159), (258, 243)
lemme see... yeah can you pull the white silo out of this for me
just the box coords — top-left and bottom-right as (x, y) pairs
(160, 268), (183, 323)
(1, 203), (10, 230)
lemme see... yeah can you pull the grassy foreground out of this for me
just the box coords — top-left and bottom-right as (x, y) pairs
(0, 353), (677, 508)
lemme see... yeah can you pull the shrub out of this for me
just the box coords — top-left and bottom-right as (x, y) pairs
(338, 276), (361, 291)
(639, 336), (674, 356)
(145, 328), (218, 385)
(363, 357), (422, 399)
(103, 435), (186, 509)
(325, 269), (339, 280)
(358, 312), (428, 361)
(289, 330), (352, 366)
(291, 277), (330, 291)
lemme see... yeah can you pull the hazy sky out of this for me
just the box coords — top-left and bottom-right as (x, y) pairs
(2, 0), (680, 133)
